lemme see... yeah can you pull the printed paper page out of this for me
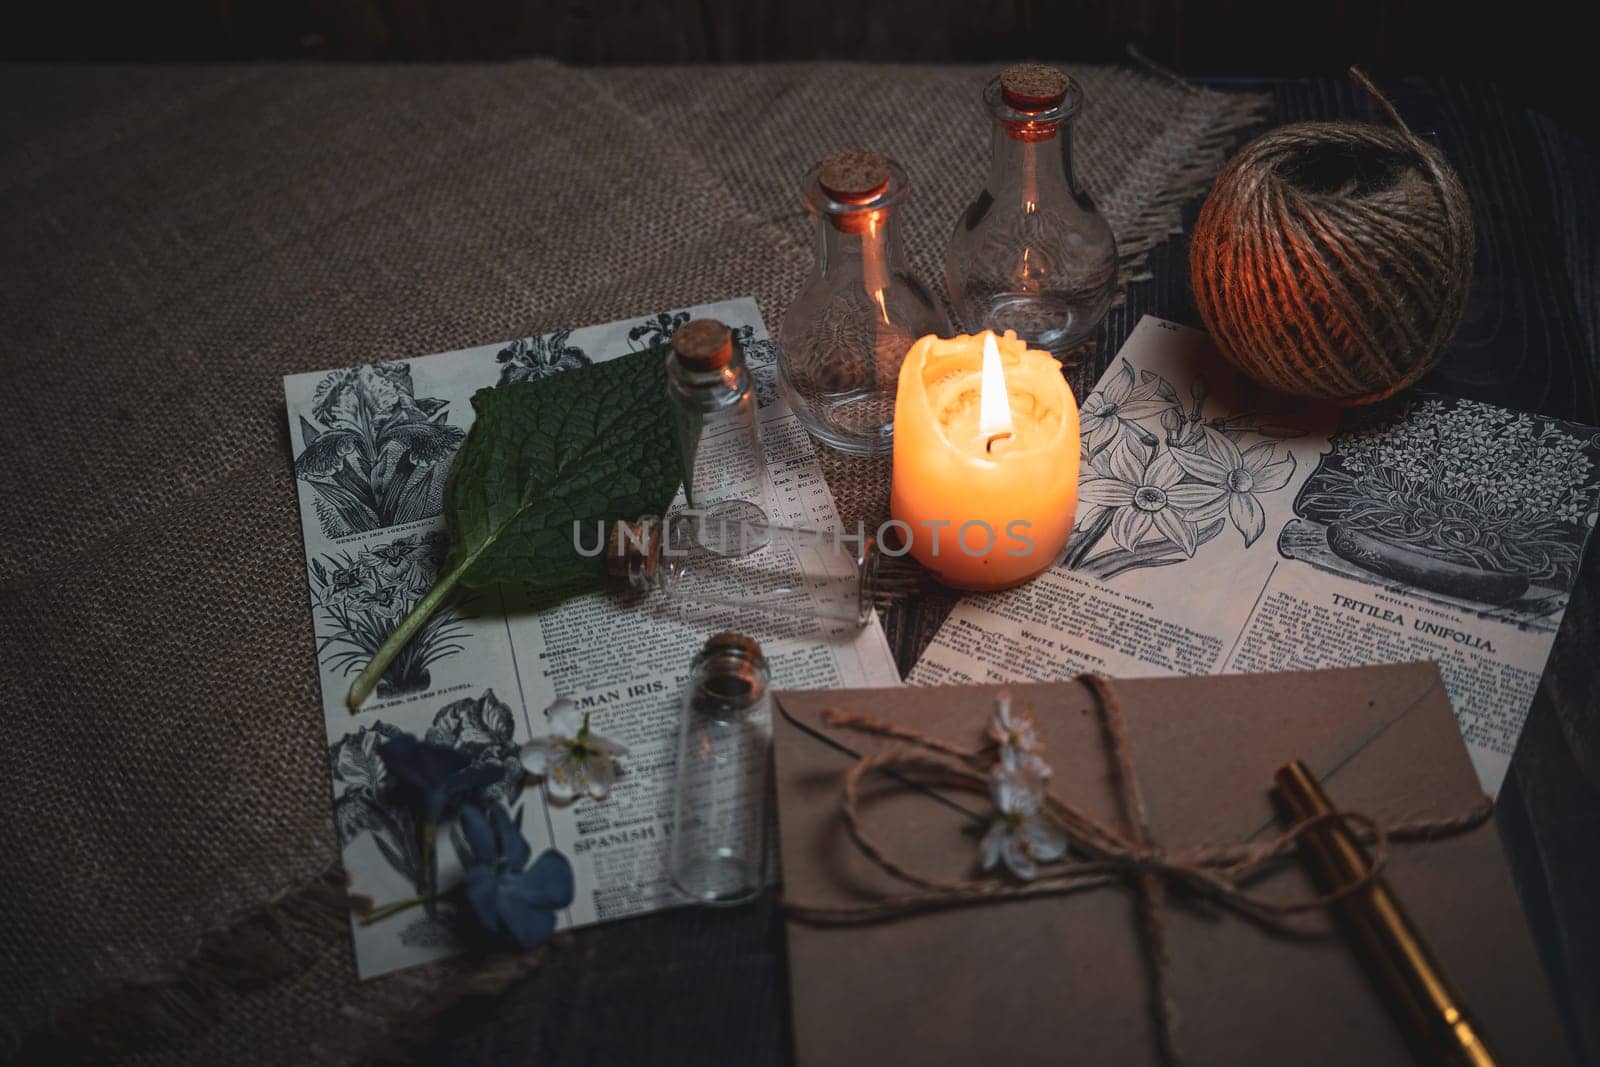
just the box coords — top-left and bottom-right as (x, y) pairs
(286, 299), (900, 978)
(910, 316), (1600, 795)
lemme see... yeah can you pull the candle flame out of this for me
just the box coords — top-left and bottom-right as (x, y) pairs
(873, 288), (890, 325)
(978, 332), (1013, 438)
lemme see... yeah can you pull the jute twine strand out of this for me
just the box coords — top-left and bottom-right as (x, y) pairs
(1189, 67), (1475, 404)
(784, 674), (1493, 1064)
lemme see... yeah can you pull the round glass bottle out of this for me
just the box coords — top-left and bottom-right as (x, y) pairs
(778, 148), (948, 455)
(945, 65), (1118, 359)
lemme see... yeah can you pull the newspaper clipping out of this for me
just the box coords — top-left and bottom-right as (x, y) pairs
(286, 299), (900, 978)
(911, 317), (1600, 796)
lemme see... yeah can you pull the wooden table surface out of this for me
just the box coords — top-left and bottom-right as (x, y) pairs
(435, 77), (1600, 1067)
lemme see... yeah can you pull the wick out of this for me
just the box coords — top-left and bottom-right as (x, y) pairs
(985, 432), (1014, 454)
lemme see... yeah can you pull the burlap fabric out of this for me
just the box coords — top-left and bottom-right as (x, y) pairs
(0, 61), (1264, 1063)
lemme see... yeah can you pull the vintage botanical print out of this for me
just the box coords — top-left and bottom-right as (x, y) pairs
(294, 363), (465, 536)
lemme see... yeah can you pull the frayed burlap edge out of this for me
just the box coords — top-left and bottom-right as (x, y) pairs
(6, 858), (556, 1065)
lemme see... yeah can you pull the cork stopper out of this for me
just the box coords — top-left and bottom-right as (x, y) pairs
(672, 318), (734, 371)
(1000, 63), (1070, 110)
(703, 631), (765, 665)
(817, 148), (890, 203)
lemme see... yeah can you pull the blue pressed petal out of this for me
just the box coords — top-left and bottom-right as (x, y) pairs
(494, 886), (557, 949)
(463, 867), (503, 936)
(416, 743), (472, 782)
(378, 735), (473, 790)
(491, 805), (532, 873)
(459, 805), (497, 867)
(377, 735), (425, 786)
(517, 850), (576, 910)
(445, 763), (502, 799)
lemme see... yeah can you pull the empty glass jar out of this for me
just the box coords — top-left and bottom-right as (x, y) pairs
(779, 148), (948, 455)
(668, 632), (772, 906)
(945, 65), (1118, 358)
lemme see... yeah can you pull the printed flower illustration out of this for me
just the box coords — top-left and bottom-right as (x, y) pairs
(328, 721), (425, 885)
(1168, 435), (1297, 548)
(1297, 396), (1600, 588)
(362, 534), (435, 593)
(459, 804), (574, 950)
(295, 362), (464, 536)
(1079, 362), (1170, 456)
(980, 762), (1067, 881)
(521, 698), (628, 804)
(352, 581), (405, 620)
(323, 562), (369, 607)
(1065, 361), (1308, 581)
(310, 539), (468, 698)
(1078, 443), (1222, 557)
(989, 688), (1048, 775)
(426, 689), (524, 807)
(627, 310), (692, 349)
(496, 331), (590, 386)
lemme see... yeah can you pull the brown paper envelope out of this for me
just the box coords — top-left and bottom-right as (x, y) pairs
(774, 662), (1573, 1067)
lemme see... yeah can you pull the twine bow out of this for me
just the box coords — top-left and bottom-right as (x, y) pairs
(784, 673), (1493, 1065)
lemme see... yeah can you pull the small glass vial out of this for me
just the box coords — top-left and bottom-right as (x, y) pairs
(607, 514), (877, 626)
(778, 148), (948, 455)
(945, 64), (1118, 359)
(669, 632), (772, 906)
(665, 318), (768, 528)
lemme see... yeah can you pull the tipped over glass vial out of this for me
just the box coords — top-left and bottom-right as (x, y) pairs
(607, 514), (878, 626)
(778, 148), (948, 455)
(669, 632), (772, 906)
(945, 64), (1118, 359)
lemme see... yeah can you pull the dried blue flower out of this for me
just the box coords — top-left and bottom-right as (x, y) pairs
(460, 805), (574, 950)
(378, 733), (501, 824)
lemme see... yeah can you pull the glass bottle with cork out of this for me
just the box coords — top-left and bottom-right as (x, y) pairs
(944, 64), (1119, 360)
(668, 631), (773, 907)
(778, 148), (948, 455)
(665, 317), (768, 534)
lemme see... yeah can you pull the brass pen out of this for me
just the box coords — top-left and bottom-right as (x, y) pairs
(1274, 760), (1499, 1067)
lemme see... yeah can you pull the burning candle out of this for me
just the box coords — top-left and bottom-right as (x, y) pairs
(890, 330), (1080, 590)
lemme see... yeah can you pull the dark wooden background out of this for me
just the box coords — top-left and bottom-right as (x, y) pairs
(6, 1), (1595, 147)
(414, 75), (1600, 1066)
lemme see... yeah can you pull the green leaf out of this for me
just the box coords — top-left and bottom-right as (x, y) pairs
(444, 343), (682, 588)
(347, 345), (682, 711)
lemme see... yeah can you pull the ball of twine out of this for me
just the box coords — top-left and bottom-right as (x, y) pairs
(1190, 69), (1475, 405)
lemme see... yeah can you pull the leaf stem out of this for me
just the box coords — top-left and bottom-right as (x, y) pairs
(347, 553), (476, 711)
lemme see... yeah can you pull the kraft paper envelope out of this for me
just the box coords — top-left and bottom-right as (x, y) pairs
(773, 663), (1573, 1067)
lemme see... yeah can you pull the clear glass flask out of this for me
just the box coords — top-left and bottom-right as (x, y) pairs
(945, 64), (1118, 359)
(664, 318), (768, 529)
(778, 148), (948, 455)
(669, 632), (772, 906)
(607, 513), (877, 626)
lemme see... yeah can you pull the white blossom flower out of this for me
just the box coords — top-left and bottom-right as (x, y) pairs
(521, 698), (628, 804)
(988, 688), (1048, 775)
(980, 763), (1067, 881)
